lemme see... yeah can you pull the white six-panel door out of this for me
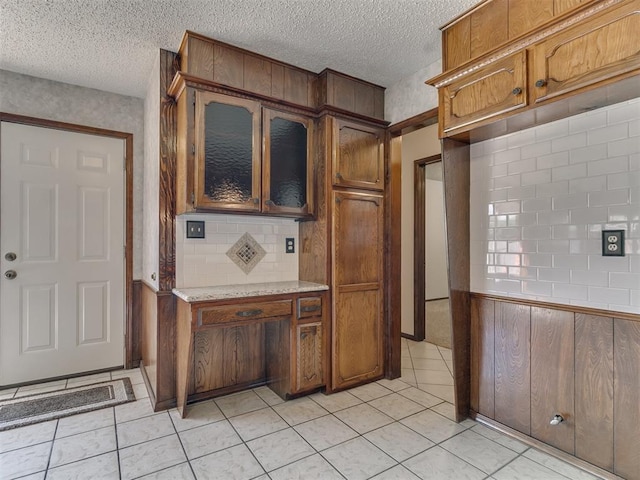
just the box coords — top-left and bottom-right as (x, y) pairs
(0, 122), (125, 385)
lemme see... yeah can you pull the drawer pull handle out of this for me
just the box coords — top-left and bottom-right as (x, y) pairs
(236, 309), (263, 317)
(300, 305), (321, 313)
(535, 79), (547, 88)
(512, 87), (522, 95)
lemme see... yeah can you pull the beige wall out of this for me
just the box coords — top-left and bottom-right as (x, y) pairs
(400, 123), (441, 336)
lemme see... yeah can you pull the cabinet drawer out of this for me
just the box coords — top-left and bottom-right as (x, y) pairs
(442, 50), (527, 134)
(198, 300), (292, 326)
(297, 297), (322, 320)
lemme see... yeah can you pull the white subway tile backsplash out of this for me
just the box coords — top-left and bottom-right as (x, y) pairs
(553, 193), (587, 210)
(609, 137), (640, 157)
(537, 210), (569, 225)
(552, 132), (586, 152)
(608, 170), (640, 189)
(570, 269), (608, 287)
(521, 141), (552, 159)
(608, 101), (640, 125)
(569, 109), (607, 133)
(522, 281), (552, 296)
(552, 163), (587, 181)
(536, 152), (569, 170)
(570, 207), (608, 224)
(470, 99), (639, 313)
(552, 224), (587, 239)
(553, 283), (588, 300)
(569, 175), (607, 193)
(588, 189), (629, 207)
(536, 181), (569, 198)
(553, 254), (588, 269)
(587, 156), (629, 176)
(536, 121), (569, 142)
(569, 143), (607, 164)
(523, 198), (552, 212)
(609, 272), (640, 289)
(539, 268), (570, 283)
(522, 169), (552, 186)
(588, 287), (629, 305)
(538, 240), (570, 254)
(587, 123), (628, 146)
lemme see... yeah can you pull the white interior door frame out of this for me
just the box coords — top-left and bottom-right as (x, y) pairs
(0, 113), (134, 383)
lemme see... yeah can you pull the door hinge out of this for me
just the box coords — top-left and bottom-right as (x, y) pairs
(191, 192), (195, 204)
(193, 90), (196, 105)
(191, 144), (195, 155)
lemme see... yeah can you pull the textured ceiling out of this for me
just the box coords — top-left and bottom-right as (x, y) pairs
(0, 0), (479, 99)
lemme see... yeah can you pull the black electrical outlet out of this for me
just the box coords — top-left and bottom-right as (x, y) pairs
(285, 238), (295, 253)
(186, 220), (205, 239)
(602, 230), (624, 257)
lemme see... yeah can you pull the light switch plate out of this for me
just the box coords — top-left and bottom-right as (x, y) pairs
(186, 220), (205, 239)
(602, 230), (624, 256)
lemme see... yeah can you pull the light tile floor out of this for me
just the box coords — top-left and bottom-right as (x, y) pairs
(0, 339), (603, 480)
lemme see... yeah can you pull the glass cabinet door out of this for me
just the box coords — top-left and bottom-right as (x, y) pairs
(195, 91), (261, 212)
(262, 109), (313, 217)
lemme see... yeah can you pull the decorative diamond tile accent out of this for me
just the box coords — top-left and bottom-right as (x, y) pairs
(226, 232), (266, 274)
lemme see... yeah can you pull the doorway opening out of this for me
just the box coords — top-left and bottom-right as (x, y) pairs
(414, 156), (451, 348)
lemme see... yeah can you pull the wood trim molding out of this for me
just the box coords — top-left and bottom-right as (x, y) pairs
(470, 292), (640, 323)
(0, 112), (136, 368)
(412, 154), (443, 342)
(473, 414), (624, 480)
(389, 108), (439, 135)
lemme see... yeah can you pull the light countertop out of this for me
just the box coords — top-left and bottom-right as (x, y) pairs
(173, 280), (329, 303)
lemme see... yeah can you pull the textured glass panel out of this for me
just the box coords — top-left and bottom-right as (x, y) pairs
(204, 102), (253, 202)
(269, 117), (307, 208)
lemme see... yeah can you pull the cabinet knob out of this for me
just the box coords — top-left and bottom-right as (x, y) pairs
(535, 79), (547, 88)
(550, 414), (564, 426)
(512, 87), (522, 95)
(251, 197), (260, 204)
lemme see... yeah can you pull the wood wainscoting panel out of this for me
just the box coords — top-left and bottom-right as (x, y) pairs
(530, 307), (574, 454)
(470, 297), (495, 418)
(494, 302), (531, 435)
(575, 314), (613, 471)
(613, 318), (640, 480)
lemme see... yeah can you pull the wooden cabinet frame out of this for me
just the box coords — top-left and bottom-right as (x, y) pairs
(194, 90), (262, 212)
(262, 108), (314, 217)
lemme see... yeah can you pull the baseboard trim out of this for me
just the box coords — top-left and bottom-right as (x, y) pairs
(472, 412), (623, 480)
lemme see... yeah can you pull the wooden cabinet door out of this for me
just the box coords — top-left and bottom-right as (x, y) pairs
(262, 109), (314, 217)
(332, 119), (384, 191)
(531, 0), (640, 104)
(331, 191), (384, 389)
(294, 322), (324, 393)
(530, 307), (575, 454)
(441, 51), (527, 135)
(194, 91), (261, 212)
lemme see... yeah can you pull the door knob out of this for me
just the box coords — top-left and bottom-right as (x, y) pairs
(550, 414), (564, 425)
(4, 270), (17, 280)
(4, 252), (16, 261)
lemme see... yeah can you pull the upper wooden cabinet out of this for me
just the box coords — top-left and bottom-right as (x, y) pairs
(430, 0), (640, 138)
(530, 1), (640, 104)
(173, 84), (314, 218)
(332, 119), (385, 191)
(441, 51), (527, 134)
